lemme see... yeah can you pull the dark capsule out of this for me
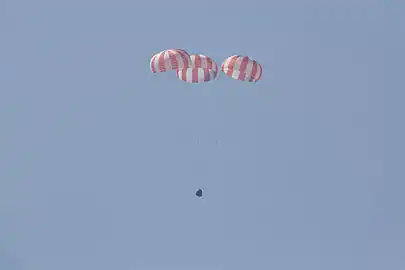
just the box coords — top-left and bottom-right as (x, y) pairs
(195, 189), (203, 197)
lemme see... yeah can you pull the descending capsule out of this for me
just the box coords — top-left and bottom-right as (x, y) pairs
(177, 54), (218, 83)
(150, 49), (191, 73)
(221, 55), (262, 83)
(195, 189), (203, 197)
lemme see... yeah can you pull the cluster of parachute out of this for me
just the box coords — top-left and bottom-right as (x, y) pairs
(150, 48), (262, 83)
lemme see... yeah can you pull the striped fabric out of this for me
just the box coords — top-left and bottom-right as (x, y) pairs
(221, 55), (262, 82)
(177, 68), (217, 83)
(176, 54), (218, 83)
(150, 49), (191, 73)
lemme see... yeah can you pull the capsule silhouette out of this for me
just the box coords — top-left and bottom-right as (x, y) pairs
(195, 189), (203, 197)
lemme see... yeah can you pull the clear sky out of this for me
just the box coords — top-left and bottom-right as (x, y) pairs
(1, 0), (404, 269)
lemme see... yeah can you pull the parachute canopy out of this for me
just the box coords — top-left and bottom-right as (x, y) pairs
(177, 68), (217, 83)
(150, 49), (191, 73)
(177, 54), (218, 83)
(221, 55), (262, 82)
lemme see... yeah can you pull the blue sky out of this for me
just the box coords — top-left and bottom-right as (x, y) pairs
(1, 0), (404, 269)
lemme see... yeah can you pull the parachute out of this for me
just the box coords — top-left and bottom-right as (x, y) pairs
(176, 54), (218, 83)
(177, 68), (217, 83)
(221, 55), (262, 82)
(150, 51), (263, 84)
(150, 49), (191, 73)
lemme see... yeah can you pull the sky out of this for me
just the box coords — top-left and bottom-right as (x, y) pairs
(1, 0), (404, 269)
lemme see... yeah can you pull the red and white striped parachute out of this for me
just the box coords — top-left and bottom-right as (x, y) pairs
(221, 55), (262, 82)
(176, 54), (218, 83)
(150, 49), (191, 73)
